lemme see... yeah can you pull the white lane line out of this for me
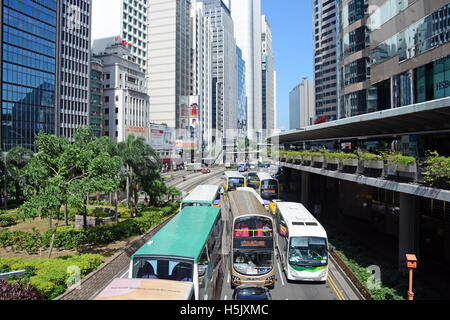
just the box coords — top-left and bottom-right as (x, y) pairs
(277, 262), (285, 286)
(224, 295), (228, 300)
(120, 270), (129, 279)
(227, 273), (230, 284)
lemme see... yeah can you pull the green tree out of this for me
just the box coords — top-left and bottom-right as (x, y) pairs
(118, 135), (161, 214)
(20, 128), (122, 258)
(5, 146), (34, 202)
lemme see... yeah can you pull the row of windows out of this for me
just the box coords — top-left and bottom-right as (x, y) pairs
(2, 103), (55, 127)
(315, 65), (336, 78)
(61, 85), (88, 100)
(315, 74), (337, 85)
(315, 59), (337, 71)
(3, 25), (55, 58)
(2, 62), (55, 89)
(371, 4), (450, 65)
(3, 44), (55, 74)
(3, 6), (56, 42)
(4, 0), (56, 26)
(59, 99), (88, 114)
(315, 82), (337, 93)
(316, 90), (337, 100)
(60, 113), (88, 126)
(2, 84), (54, 108)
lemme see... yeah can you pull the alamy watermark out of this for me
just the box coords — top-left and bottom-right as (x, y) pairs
(366, 265), (381, 290)
(66, 265), (81, 290)
(66, 5), (82, 31)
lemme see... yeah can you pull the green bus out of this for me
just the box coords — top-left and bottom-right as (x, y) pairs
(129, 206), (223, 300)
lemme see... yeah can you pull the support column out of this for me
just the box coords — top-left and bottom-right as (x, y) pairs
(301, 171), (310, 210)
(399, 193), (420, 273)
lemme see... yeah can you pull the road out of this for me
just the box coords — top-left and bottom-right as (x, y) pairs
(201, 174), (362, 301)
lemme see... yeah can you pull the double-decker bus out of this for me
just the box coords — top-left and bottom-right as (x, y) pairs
(129, 206), (223, 300)
(275, 202), (329, 283)
(228, 190), (276, 289)
(180, 185), (222, 209)
(224, 171), (246, 194)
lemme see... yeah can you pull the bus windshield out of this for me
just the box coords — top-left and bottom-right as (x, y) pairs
(233, 251), (273, 276)
(288, 237), (328, 267)
(181, 202), (212, 209)
(132, 258), (194, 282)
(260, 180), (278, 200)
(228, 178), (245, 191)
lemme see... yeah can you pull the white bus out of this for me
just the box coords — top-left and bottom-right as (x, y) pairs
(275, 202), (329, 283)
(180, 185), (222, 209)
(236, 187), (267, 208)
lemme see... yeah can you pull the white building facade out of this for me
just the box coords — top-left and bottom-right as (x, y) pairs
(228, 0), (262, 142)
(94, 44), (150, 143)
(147, 0), (191, 129)
(91, 0), (148, 73)
(289, 78), (315, 130)
(58, 0), (92, 141)
(261, 15), (275, 138)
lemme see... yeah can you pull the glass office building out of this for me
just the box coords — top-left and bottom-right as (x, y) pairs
(1, 0), (58, 151)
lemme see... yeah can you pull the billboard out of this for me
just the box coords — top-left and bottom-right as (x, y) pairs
(126, 126), (148, 142)
(150, 124), (175, 150)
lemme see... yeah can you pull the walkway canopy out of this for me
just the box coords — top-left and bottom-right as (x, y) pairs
(271, 98), (450, 144)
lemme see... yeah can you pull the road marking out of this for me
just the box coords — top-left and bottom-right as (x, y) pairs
(277, 261), (285, 286)
(224, 295), (227, 300)
(328, 275), (345, 301)
(120, 270), (129, 279)
(227, 273), (230, 284)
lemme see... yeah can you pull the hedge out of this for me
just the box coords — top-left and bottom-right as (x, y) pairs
(0, 212), (24, 227)
(0, 203), (179, 254)
(0, 254), (103, 300)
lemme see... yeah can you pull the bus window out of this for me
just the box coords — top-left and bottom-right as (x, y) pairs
(133, 258), (194, 282)
(234, 217), (273, 238)
(260, 179), (279, 200)
(213, 192), (221, 206)
(228, 178), (245, 192)
(181, 202), (212, 209)
(233, 251), (273, 276)
(288, 237), (328, 266)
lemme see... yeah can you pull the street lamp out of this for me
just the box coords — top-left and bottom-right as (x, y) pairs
(406, 254), (417, 300)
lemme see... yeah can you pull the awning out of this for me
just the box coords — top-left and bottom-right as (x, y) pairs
(271, 97), (450, 144)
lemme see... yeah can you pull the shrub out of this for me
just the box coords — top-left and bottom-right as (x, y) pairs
(386, 153), (416, 166)
(360, 152), (383, 161)
(0, 279), (41, 300)
(0, 212), (23, 227)
(0, 254), (103, 300)
(422, 151), (450, 188)
(0, 204), (179, 253)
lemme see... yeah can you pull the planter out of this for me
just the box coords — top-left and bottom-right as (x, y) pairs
(342, 159), (358, 167)
(302, 156), (312, 166)
(312, 156), (324, 163)
(391, 162), (417, 173)
(294, 156), (302, 164)
(363, 160), (384, 170)
(326, 158), (339, 165)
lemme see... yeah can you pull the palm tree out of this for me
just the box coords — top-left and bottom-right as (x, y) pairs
(5, 146), (34, 203)
(118, 135), (161, 215)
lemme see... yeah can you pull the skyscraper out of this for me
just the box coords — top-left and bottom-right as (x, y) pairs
(228, 0), (262, 142)
(190, 1), (213, 153)
(289, 78), (315, 130)
(1, 0), (58, 151)
(313, 0), (338, 122)
(261, 15), (275, 138)
(199, 0), (237, 149)
(147, 0), (191, 129)
(237, 46), (247, 141)
(58, 0), (92, 141)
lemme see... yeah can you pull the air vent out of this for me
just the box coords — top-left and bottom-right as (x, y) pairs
(292, 222), (305, 226)
(305, 222), (318, 226)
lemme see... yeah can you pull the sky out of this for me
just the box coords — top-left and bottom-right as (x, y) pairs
(261, 0), (314, 131)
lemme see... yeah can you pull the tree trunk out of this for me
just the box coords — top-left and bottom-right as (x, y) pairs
(83, 195), (88, 230)
(64, 203), (68, 226)
(109, 192), (112, 206)
(48, 212), (52, 231)
(96, 191), (100, 202)
(126, 165), (130, 209)
(47, 220), (58, 259)
(115, 189), (118, 225)
(3, 174), (7, 210)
